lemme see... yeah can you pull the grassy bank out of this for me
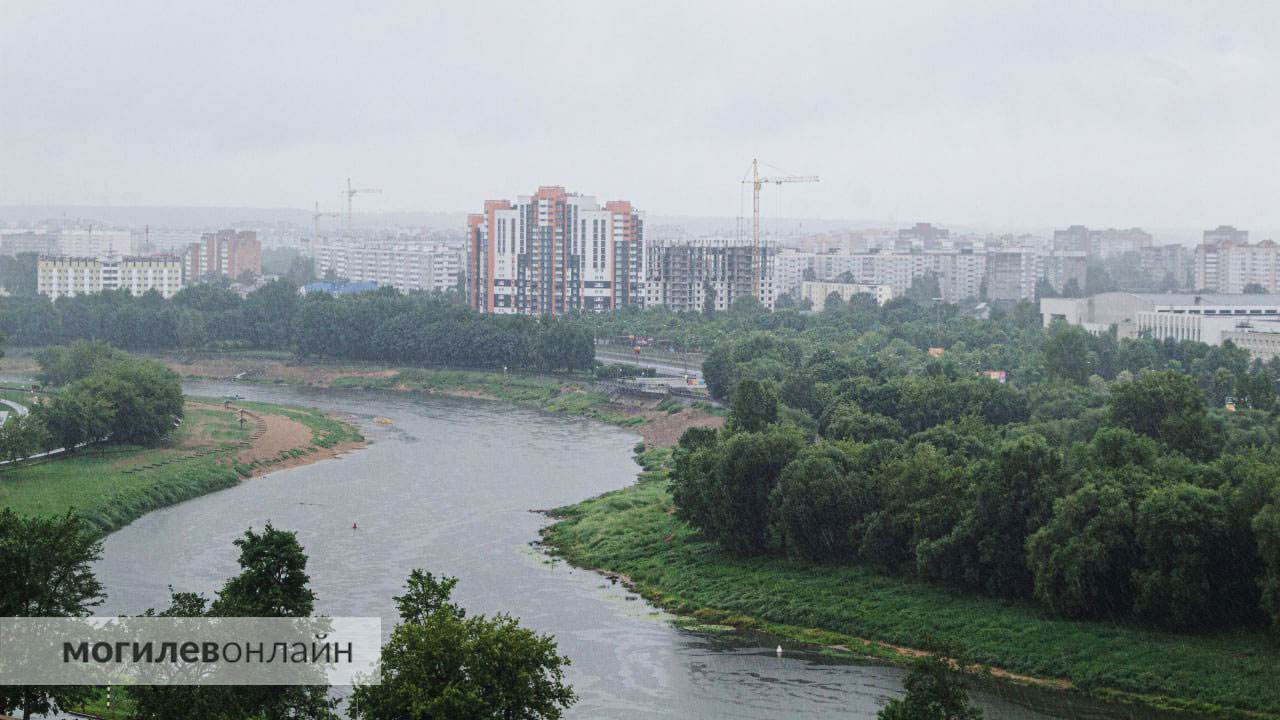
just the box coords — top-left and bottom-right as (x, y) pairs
(0, 399), (362, 536)
(542, 451), (1280, 719)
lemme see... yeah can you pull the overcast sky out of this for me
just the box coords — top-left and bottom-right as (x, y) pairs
(2, 1), (1278, 232)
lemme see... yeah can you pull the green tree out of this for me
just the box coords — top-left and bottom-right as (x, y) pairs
(36, 386), (114, 451)
(728, 378), (778, 432)
(877, 655), (983, 720)
(1042, 323), (1094, 384)
(0, 510), (105, 720)
(1108, 370), (1220, 459)
(1254, 496), (1280, 629)
(350, 570), (576, 720)
(212, 524), (315, 617)
(1132, 483), (1233, 628)
(0, 413), (50, 463)
(770, 447), (867, 561)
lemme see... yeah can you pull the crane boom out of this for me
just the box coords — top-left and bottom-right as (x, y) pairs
(742, 158), (818, 300)
(345, 177), (383, 233)
(312, 201), (341, 240)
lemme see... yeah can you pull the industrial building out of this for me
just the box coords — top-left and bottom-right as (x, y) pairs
(467, 187), (644, 315)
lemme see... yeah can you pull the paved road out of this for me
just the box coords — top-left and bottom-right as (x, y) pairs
(0, 397), (30, 425)
(595, 350), (703, 378)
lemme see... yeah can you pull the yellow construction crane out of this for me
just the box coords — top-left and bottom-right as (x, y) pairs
(743, 158), (818, 299)
(345, 178), (382, 233)
(312, 201), (340, 240)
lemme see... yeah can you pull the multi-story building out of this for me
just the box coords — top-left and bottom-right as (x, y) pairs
(467, 186), (644, 315)
(1041, 250), (1088, 294)
(985, 248), (1042, 301)
(313, 240), (462, 294)
(1139, 244), (1190, 288)
(56, 229), (134, 257)
(898, 223), (949, 250)
(37, 255), (183, 299)
(0, 230), (60, 256)
(1052, 226), (1152, 257)
(1204, 225), (1248, 245)
(182, 230), (262, 283)
(771, 248), (986, 303)
(1194, 231), (1280, 293)
(643, 238), (774, 312)
(800, 280), (897, 310)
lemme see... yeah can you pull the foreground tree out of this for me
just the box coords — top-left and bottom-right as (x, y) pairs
(877, 655), (983, 720)
(350, 570), (575, 720)
(0, 510), (105, 720)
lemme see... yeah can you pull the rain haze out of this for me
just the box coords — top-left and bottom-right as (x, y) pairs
(3, 1), (1279, 234)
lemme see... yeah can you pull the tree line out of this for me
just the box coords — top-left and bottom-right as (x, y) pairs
(0, 343), (184, 464)
(666, 295), (1280, 632)
(0, 281), (595, 372)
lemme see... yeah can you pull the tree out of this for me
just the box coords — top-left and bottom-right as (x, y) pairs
(877, 655), (983, 720)
(212, 524), (315, 617)
(1254, 495), (1280, 629)
(0, 413), (50, 464)
(1131, 483), (1233, 628)
(1042, 323), (1094, 385)
(770, 447), (865, 561)
(728, 378), (778, 432)
(350, 570), (576, 720)
(0, 510), (105, 720)
(74, 358), (183, 445)
(36, 386), (114, 451)
(1242, 282), (1268, 294)
(1107, 370), (1220, 459)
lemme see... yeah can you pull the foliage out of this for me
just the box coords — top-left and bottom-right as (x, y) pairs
(350, 570), (576, 720)
(877, 655), (983, 720)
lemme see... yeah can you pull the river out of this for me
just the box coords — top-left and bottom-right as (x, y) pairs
(91, 382), (1165, 719)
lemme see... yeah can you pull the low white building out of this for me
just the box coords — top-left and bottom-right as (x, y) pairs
(313, 240), (463, 294)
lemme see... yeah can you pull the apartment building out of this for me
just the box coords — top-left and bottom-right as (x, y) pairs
(800, 280), (897, 310)
(643, 238), (775, 312)
(1139, 244), (1191, 288)
(37, 255), (183, 299)
(1194, 229), (1280, 293)
(57, 229), (134, 257)
(182, 229), (262, 282)
(313, 239), (462, 293)
(467, 186), (644, 315)
(772, 248), (986, 302)
(1052, 225), (1152, 257)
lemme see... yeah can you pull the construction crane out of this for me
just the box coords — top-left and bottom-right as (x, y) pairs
(345, 178), (382, 234)
(743, 158), (818, 299)
(311, 202), (341, 240)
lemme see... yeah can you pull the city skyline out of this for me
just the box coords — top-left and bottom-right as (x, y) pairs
(4, 2), (1280, 231)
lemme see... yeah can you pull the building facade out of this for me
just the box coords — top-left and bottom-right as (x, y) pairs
(643, 238), (775, 312)
(1194, 233), (1280, 294)
(56, 229), (134, 257)
(467, 187), (644, 315)
(37, 255), (183, 299)
(313, 240), (462, 294)
(182, 230), (262, 282)
(800, 280), (897, 310)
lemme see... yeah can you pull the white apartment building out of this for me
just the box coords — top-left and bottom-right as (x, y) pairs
(56, 229), (134, 257)
(314, 240), (462, 294)
(772, 248), (988, 303)
(800, 281), (897, 310)
(37, 255), (183, 299)
(1195, 237), (1280, 294)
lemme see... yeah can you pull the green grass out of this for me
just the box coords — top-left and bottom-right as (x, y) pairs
(542, 456), (1280, 719)
(331, 368), (647, 427)
(1, 400), (362, 536)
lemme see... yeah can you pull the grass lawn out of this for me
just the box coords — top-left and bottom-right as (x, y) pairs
(543, 455), (1280, 719)
(1, 400), (359, 536)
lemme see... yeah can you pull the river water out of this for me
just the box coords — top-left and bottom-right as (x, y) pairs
(91, 382), (1166, 719)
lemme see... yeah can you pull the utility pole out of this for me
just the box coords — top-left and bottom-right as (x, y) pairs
(345, 178), (382, 235)
(743, 159), (817, 300)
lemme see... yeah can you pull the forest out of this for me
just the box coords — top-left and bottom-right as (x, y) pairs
(656, 294), (1280, 631)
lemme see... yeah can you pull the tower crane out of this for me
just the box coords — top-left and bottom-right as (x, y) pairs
(345, 178), (382, 234)
(311, 202), (341, 240)
(743, 158), (818, 299)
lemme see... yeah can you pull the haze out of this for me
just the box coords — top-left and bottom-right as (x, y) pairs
(3, 1), (1278, 231)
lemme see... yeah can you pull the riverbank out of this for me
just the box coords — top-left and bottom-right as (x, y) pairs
(0, 397), (365, 535)
(541, 448), (1280, 720)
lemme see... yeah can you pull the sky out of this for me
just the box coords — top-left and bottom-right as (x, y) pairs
(2, 1), (1279, 233)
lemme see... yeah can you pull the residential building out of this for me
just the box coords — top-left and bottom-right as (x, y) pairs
(182, 230), (262, 282)
(1194, 232), (1280, 293)
(312, 239), (462, 294)
(1052, 225), (1152, 257)
(57, 229), (134, 257)
(898, 223), (949, 250)
(37, 254), (183, 299)
(1204, 225), (1248, 245)
(467, 186), (644, 315)
(0, 230), (60, 256)
(1139, 244), (1191, 288)
(643, 238), (774, 312)
(800, 280), (897, 310)
(985, 248), (1041, 301)
(1041, 250), (1088, 294)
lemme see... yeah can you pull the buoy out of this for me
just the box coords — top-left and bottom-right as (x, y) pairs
(776, 645), (783, 656)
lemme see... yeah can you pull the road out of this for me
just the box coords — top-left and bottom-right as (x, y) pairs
(595, 350), (704, 378)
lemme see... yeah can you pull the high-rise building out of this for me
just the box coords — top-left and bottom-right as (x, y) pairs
(467, 187), (644, 315)
(37, 255), (183, 299)
(1139, 244), (1190, 288)
(182, 230), (262, 282)
(897, 223), (949, 250)
(1052, 226), (1152, 257)
(1204, 225), (1248, 245)
(643, 238), (774, 312)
